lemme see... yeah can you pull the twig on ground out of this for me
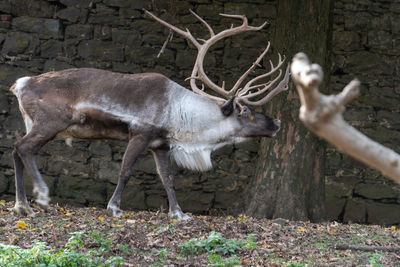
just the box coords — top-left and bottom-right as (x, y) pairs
(335, 244), (400, 252)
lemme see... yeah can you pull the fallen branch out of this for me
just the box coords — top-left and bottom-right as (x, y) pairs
(290, 53), (400, 184)
(335, 244), (400, 252)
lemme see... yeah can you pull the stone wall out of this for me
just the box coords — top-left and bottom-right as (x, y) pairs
(0, 0), (277, 214)
(0, 0), (399, 225)
(326, 0), (400, 225)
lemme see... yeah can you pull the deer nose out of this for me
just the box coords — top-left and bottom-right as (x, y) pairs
(273, 119), (281, 127)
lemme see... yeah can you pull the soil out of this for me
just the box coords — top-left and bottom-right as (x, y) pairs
(0, 200), (399, 266)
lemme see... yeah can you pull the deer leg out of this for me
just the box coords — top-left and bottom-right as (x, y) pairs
(151, 149), (191, 220)
(12, 149), (33, 216)
(107, 133), (150, 218)
(14, 122), (69, 215)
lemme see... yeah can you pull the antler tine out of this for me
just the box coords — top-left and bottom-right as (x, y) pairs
(189, 9), (215, 37)
(239, 64), (290, 106)
(144, 9), (201, 49)
(229, 42), (271, 95)
(220, 13), (269, 31)
(236, 53), (285, 97)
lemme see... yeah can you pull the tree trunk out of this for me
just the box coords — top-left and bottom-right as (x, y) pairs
(244, 0), (334, 221)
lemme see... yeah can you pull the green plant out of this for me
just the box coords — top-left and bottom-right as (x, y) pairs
(368, 253), (383, 267)
(90, 231), (113, 253)
(119, 244), (129, 254)
(208, 253), (241, 267)
(65, 231), (86, 250)
(0, 240), (124, 267)
(284, 261), (309, 267)
(177, 231), (258, 256)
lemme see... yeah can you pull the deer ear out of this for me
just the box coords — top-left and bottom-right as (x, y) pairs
(221, 97), (235, 116)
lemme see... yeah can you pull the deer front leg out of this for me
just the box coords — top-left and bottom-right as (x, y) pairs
(107, 133), (150, 218)
(151, 149), (191, 220)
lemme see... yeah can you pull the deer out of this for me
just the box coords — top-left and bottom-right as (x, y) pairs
(10, 10), (289, 220)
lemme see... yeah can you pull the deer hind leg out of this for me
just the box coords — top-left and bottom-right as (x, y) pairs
(151, 149), (191, 220)
(13, 120), (70, 215)
(12, 149), (33, 216)
(107, 133), (150, 218)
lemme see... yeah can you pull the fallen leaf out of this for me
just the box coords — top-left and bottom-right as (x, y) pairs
(98, 215), (105, 222)
(0, 200), (5, 207)
(122, 213), (132, 219)
(1, 211), (7, 215)
(63, 222), (74, 228)
(297, 227), (307, 232)
(15, 221), (28, 229)
(238, 215), (247, 222)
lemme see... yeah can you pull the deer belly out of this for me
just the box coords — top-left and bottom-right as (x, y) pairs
(58, 113), (130, 142)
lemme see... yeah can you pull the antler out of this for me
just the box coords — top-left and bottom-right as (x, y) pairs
(145, 9), (289, 107)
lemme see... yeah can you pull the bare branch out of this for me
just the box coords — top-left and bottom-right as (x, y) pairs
(291, 52), (400, 183)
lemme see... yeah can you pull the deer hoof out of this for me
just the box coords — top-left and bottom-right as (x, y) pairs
(170, 210), (191, 221)
(106, 204), (123, 218)
(14, 203), (35, 217)
(33, 187), (50, 210)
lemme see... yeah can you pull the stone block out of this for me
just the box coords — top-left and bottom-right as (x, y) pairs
(120, 185), (146, 210)
(57, 7), (81, 23)
(119, 8), (141, 19)
(97, 161), (120, 184)
(214, 191), (238, 209)
(41, 40), (63, 58)
(0, 172), (9, 194)
(333, 30), (360, 51)
(146, 193), (168, 210)
(89, 141), (112, 159)
(325, 196), (346, 221)
(343, 198), (366, 223)
(367, 30), (392, 50)
(65, 24), (93, 40)
(1, 32), (40, 56)
(94, 25), (112, 40)
(12, 16), (62, 39)
(224, 3), (276, 19)
(2, 0), (55, 18)
(177, 191), (214, 212)
(103, 0), (131, 7)
(60, 0), (92, 8)
(0, 96), (9, 114)
(366, 202), (400, 225)
(135, 155), (157, 175)
(111, 28), (141, 46)
(78, 40), (124, 61)
(56, 175), (107, 205)
(125, 46), (157, 65)
(44, 60), (74, 72)
(355, 183), (399, 200)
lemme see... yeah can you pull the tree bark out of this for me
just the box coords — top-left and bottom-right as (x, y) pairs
(244, 0), (334, 221)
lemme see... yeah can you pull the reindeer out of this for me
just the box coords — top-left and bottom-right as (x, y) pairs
(10, 10), (289, 220)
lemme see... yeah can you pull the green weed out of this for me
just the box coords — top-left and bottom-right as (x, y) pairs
(0, 232), (124, 267)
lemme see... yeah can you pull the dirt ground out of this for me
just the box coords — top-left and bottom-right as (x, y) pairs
(0, 200), (399, 266)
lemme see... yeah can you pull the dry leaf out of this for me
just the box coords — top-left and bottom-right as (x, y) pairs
(15, 221), (28, 229)
(98, 215), (105, 222)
